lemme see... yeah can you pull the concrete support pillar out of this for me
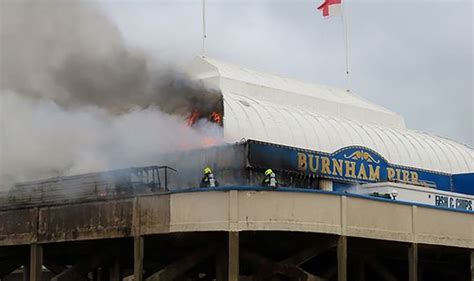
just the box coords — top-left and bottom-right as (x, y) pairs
(92, 269), (98, 281)
(470, 250), (473, 281)
(110, 256), (121, 281)
(134, 236), (144, 281)
(408, 243), (418, 281)
(29, 244), (43, 281)
(337, 236), (347, 281)
(92, 268), (107, 281)
(215, 248), (227, 281)
(23, 264), (30, 281)
(319, 180), (333, 191)
(102, 267), (110, 281)
(228, 232), (239, 281)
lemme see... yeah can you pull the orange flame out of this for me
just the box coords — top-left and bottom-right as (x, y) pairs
(186, 110), (223, 127)
(186, 111), (200, 126)
(210, 111), (222, 125)
(201, 136), (218, 147)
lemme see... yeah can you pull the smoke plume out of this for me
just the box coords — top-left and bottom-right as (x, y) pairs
(0, 0), (223, 189)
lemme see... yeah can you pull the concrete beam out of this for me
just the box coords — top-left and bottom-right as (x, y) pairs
(322, 266), (337, 279)
(134, 236), (144, 281)
(367, 259), (397, 281)
(43, 261), (66, 276)
(281, 237), (337, 266)
(51, 252), (109, 281)
(29, 244), (42, 281)
(146, 247), (215, 281)
(337, 236), (347, 281)
(241, 249), (273, 266)
(0, 259), (23, 278)
(228, 232), (239, 281)
(254, 263), (321, 281)
(44, 260), (91, 281)
(408, 243), (418, 281)
(242, 249), (323, 281)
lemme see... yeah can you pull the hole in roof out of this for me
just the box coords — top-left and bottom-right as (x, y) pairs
(239, 100), (250, 107)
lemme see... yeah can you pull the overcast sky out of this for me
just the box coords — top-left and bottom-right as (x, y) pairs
(100, 0), (473, 146)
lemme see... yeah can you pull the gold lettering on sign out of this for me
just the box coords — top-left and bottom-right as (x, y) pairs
(332, 159), (343, 176)
(321, 157), (331, 174)
(309, 154), (320, 173)
(357, 164), (368, 180)
(345, 161), (356, 178)
(402, 170), (410, 182)
(410, 171), (419, 183)
(369, 165), (380, 181)
(387, 167), (396, 180)
(297, 153), (307, 171)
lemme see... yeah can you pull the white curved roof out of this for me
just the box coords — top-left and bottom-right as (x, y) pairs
(188, 57), (474, 173)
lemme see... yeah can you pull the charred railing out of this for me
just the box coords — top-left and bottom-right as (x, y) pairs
(0, 166), (176, 210)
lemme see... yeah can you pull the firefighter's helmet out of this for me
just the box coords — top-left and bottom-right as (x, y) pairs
(265, 169), (273, 176)
(391, 189), (398, 199)
(203, 167), (212, 175)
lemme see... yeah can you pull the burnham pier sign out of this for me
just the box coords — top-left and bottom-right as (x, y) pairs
(247, 140), (452, 189)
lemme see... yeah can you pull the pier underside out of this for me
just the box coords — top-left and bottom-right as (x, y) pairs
(1, 189), (473, 281)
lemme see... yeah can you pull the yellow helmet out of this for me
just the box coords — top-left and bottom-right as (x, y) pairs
(265, 169), (273, 176)
(203, 167), (212, 174)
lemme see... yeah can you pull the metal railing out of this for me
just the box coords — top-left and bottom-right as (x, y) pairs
(0, 166), (177, 210)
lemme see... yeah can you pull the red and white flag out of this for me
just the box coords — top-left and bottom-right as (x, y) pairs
(317, 0), (342, 17)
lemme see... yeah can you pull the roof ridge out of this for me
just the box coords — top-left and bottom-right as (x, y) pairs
(202, 56), (399, 116)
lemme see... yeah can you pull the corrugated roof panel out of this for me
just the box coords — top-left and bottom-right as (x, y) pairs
(442, 138), (474, 171)
(189, 57), (473, 174)
(420, 133), (457, 172)
(394, 129), (424, 168)
(307, 113), (334, 152)
(336, 119), (365, 146)
(189, 57), (406, 129)
(222, 98), (241, 138)
(445, 137), (473, 171)
(356, 124), (391, 160)
(400, 131), (429, 169)
(278, 109), (309, 149)
(265, 105), (296, 147)
(326, 118), (354, 147)
(285, 109), (313, 148)
(222, 101), (473, 173)
(241, 106), (268, 142)
(223, 97), (255, 141)
(415, 132), (454, 170)
(317, 115), (345, 150)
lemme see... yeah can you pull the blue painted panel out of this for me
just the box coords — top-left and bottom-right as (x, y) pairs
(332, 181), (350, 192)
(247, 140), (452, 190)
(452, 173), (474, 195)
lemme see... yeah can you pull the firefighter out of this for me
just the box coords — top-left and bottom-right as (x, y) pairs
(200, 167), (219, 188)
(262, 169), (278, 188)
(390, 189), (398, 200)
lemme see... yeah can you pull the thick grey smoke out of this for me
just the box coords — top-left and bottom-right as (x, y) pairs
(0, 0), (223, 189)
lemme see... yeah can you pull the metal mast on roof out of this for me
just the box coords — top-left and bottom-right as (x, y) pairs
(201, 0), (207, 57)
(341, 0), (350, 92)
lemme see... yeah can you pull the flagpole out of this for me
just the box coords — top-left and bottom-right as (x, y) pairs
(201, 0), (207, 57)
(341, 0), (350, 92)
